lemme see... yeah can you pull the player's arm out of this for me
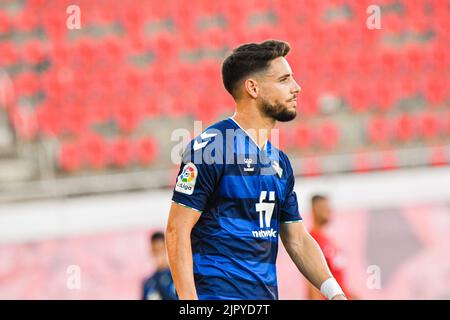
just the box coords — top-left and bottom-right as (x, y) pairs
(279, 221), (347, 300)
(307, 279), (325, 300)
(166, 202), (201, 300)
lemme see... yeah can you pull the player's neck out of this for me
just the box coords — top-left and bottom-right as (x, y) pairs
(232, 106), (276, 150)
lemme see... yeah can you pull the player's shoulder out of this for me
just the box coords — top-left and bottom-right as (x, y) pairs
(193, 118), (234, 143)
(207, 118), (236, 132)
(268, 142), (293, 168)
(181, 119), (233, 159)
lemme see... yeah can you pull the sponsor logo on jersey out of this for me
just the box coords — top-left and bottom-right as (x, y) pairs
(252, 191), (277, 238)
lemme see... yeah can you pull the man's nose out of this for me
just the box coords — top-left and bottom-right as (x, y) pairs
(292, 80), (301, 93)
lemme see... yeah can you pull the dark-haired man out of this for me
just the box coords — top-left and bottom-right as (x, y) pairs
(166, 40), (346, 300)
(142, 232), (177, 300)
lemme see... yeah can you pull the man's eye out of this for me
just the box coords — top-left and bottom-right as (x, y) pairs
(280, 78), (288, 82)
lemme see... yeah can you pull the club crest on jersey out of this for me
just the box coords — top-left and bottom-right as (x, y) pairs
(175, 162), (198, 195)
(272, 161), (283, 178)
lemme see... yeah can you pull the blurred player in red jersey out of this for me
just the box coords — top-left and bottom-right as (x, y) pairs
(308, 195), (359, 300)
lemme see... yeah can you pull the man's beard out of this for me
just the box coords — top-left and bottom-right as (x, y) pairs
(260, 99), (297, 122)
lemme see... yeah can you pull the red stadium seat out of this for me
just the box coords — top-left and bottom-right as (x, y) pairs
(196, 0), (223, 16)
(367, 116), (391, 145)
(113, 101), (141, 133)
(292, 124), (314, 149)
(346, 82), (371, 113)
(429, 42), (449, 72)
(14, 8), (41, 32)
(193, 93), (222, 123)
(62, 104), (89, 136)
(140, 96), (161, 118)
(86, 1), (118, 26)
(371, 81), (396, 112)
(0, 42), (19, 66)
(14, 71), (40, 96)
(318, 120), (340, 151)
(350, 49), (376, 76)
(41, 69), (67, 102)
(382, 13), (404, 34)
(22, 40), (49, 65)
(397, 74), (419, 98)
(424, 74), (447, 106)
(150, 32), (179, 63)
(41, 10), (67, 42)
(432, 13), (450, 41)
(171, 1), (197, 35)
(111, 138), (134, 167)
(35, 103), (62, 137)
(327, 50), (348, 77)
(170, 95), (191, 118)
(59, 142), (82, 172)
(403, 45), (426, 74)
(378, 50), (401, 75)
(0, 11), (12, 34)
(122, 68), (144, 95)
(25, 0), (47, 10)
(200, 27), (230, 50)
(136, 138), (158, 166)
(81, 134), (109, 169)
(297, 90), (319, 117)
(87, 99), (112, 124)
(73, 38), (97, 66)
(100, 36), (126, 64)
(119, 5), (145, 36)
(394, 113), (416, 142)
(403, 1), (432, 33)
(327, 20), (354, 46)
(419, 112), (440, 140)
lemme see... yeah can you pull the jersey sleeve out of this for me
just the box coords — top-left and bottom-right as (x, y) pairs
(280, 155), (302, 223)
(171, 137), (223, 213)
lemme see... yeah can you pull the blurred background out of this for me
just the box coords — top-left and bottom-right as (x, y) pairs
(0, 0), (449, 299)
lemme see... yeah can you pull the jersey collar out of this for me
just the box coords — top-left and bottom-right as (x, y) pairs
(228, 116), (268, 152)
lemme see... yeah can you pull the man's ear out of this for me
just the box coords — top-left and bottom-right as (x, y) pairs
(244, 78), (259, 99)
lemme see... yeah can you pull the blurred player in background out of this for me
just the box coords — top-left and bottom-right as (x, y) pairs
(308, 195), (358, 300)
(166, 40), (347, 300)
(141, 231), (177, 300)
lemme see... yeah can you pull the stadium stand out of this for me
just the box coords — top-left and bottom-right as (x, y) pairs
(0, 0), (448, 199)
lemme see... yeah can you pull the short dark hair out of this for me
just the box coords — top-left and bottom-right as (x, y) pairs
(311, 194), (328, 207)
(221, 40), (291, 98)
(150, 231), (165, 243)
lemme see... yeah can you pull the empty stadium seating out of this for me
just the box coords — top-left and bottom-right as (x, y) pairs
(0, 0), (448, 174)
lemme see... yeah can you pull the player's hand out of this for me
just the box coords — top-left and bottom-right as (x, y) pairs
(331, 294), (347, 300)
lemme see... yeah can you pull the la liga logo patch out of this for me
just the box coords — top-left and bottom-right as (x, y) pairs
(175, 162), (198, 195)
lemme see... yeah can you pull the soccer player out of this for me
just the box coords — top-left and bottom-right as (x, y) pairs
(141, 232), (177, 300)
(166, 40), (346, 300)
(308, 195), (358, 300)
